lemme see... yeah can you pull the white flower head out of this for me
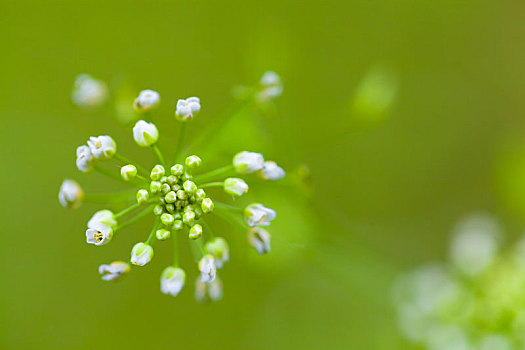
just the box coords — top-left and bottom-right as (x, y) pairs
(99, 261), (130, 281)
(86, 223), (113, 246)
(133, 89), (160, 112)
(248, 227), (271, 255)
(130, 242), (154, 266)
(58, 179), (83, 209)
(233, 151), (264, 174)
(133, 120), (159, 147)
(87, 135), (117, 160)
(198, 254), (216, 283)
(205, 238), (230, 269)
(244, 203), (276, 227)
(175, 97), (201, 122)
(160, 266), (186, 297)
(88, 209), (117, 229)
(223, 178), (249, 197)
(256, 71), (283, 102)
(72, 74), (108, 108)
(121, 164), (137, 181)
(76, 145), (94, 173)
(258, 161), (285, 181)
(195, 276), (223, 303)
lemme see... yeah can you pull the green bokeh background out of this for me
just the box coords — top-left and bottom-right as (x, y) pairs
(1, 1), (524, 349)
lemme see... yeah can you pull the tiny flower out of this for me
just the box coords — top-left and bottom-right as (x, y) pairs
(189, 224), (202, 240)
(72, 74), (108, 108)
(205, 237), (230, 268)
(183, 211), (195, 225)
(133, 89), (160, 112)
(195, 189), (206, 201)
(150, 181), (161, 194)
(181, 172), (192, 181)
(198, 254), (216, 283)
(136, 189), (149, 204)
(201, 198), (214, 214)
(88, 209), (117, 229)
(248, 227), (271, 255)
(195, 276), (223, 302)
(223, 178), (249, 197)
(161, 183), (171, 194)
(133, 120), (159, 147)
(86, 223), (114, 246)
(258, 161), (285, 181)
(185, 155), (202, 169)
(166, 204), (175, 213)
(130, 242), (154, 266)
(233, 151), (264, 174)
(177, 190), (188, 201)
(99, 261), (130, 281)
(160, 213), (174, 226)
(170, 164), (184, 176)
(161, 267), (186, 297)
(156, 229), (171, 240)
(58, 179), (83, 209)
(76, 145), (95, 173)
(175, 97), (201, 122)
(256, 71), (283, 102)
(167, 175), (178, 185)
(150, 164), (165, 180)
(153, 205), (164, 216)
(165, 191), (177, 203)
(244, 203), (276, 227)
(183, 180), (197, 194)
(87, 135), (117, 160)
(173, 220), (183, 231)
(121, 164), (137, 181)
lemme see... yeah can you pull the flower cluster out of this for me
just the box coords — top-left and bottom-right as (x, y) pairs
(393, 213), (525, 349)
(59, 86), (285, 302)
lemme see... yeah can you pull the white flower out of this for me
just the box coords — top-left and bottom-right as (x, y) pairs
(160, 266), (186, 297)
(72, 74), (108, 108)
(258, 161), (285, 181)
(195, 276), (223, 303)
(248, 227), (271, 255)
(98, 261), (130, 281)
(233, 151), (264, 174)
(133, 120), (159, 147)
(130, 242), (154, 266)
(223, 178), (248, 197)
(121, 164), (137, 181)
(175, 97), (201, 122)
(205, 238), (230, 268)
(256, 71), (283, 102)
(76, 145), (94, 173)
(86, 223), (113, 246)
(87, 135), (117, 160)
(88, 209), (117, 229)
(58, 179), (83, 209)
(133, 89), (160, 112)
(198, 254), (216, 283)
(244, 203), (276, 227)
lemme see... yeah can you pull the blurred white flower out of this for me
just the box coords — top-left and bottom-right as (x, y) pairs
(87, 135), (117, 160)
(244, 203), (276, 227)
(175, 97), (200, 122)
(99, 261), (130, 281)
(195, 276), (223, 302)
(130, 242), (154, 266)
(256, 71), (283, 102)
(58, 179), (83, 209)
(258, 161), (285, 180)
(233, 151), (264, 174)
(248, 227), (271, 255)
(133, 120), (159, 147)
(223, 178), (248, 197)
(133, 89), (160, 112)
(72, 74), (108, 108)
(76, 145), (94, 173)
(205, 238), (230, 268)
(198, 254), (216, 283)
(160, 266), (185, 297)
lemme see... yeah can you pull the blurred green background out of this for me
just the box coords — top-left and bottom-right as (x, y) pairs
(1, 0), (524, 349)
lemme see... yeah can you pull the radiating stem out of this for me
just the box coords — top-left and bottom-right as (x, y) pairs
(94, 164), (129, 184)
(172, 123), (186, 163)
(114, 202), (141, 219)
(214, 201), (244, 212)
(172, 230), (179, 267)
(84, 190), (135, 203)
(200, 218), (215, 240)
(199, 181), (224, 189)
(152, 145), (166, 168)
(115, 205), (153, 231)
(113, 153), (149, 175)
(146, 219), (160, 245)
(194, 164), (234, 183)
(214, 206), (248, 230)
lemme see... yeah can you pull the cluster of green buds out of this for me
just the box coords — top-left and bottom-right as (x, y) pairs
(393, 213), (525, 350)
(59, 85), (285, 302)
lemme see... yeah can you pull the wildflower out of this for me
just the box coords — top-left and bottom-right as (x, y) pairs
(87, 135), (117, 160)
(160, 213), (174, 226)
(156, 229), (171, 240)
(201, 198), (214, 214)
(188, 224), (202, 240)
(258, 161), (285, 181)
(195, 276), (223, 302)
(183, 180), (197, 194)
(72, 74), (108, 108)
(256, 71), (283, 102)
(58, 179), (83, 209)
(233, 151), (264, 173)
(170, 164), (184, 176)
(244, 203), (276, 227)
(88, 209), (117, 229)
(86, 223), (113, 246)
(160, 267), (185, 297)
(248, 227), (271, 255)
(224, 178), (248, 197)
(121, 165), (137, 181)
(99, 261), (130, 281)
(131, 242), (154, 266)
(175, 97), (200, 122)
(133, 120), (159, 147)
(205, 238), (229, 268)
(76, 145), (94, 173)
(133, 89), (160, 112)
(136, 189), (149, 204)
(185, 155), (201, 169)
(198, 254), (216, 283)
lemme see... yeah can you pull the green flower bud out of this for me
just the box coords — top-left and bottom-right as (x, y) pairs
(150, 181), (161, 194)
(172, 184), (181, 192)
(150, 164), (165, 180)
(181, 172), (192, 181)
(153, 205), (164, 216)
(166, 204), (175, 213)
(184, 204), (195, 213)
(167, 175), (178, 185)
(177, 190), (188, 200)
(161, 183), (171, 194)
(156, 229), (171, 240)
(195, 189), (206, 201)
(183, 211), (195, 225)
(201, 198), (214, 214)
(173, 220), (183, 231)
(165, 191), (177, 203)
(161, 213), (174, 226)
(121, 164), (137, 181)
(189, 224), (203, 240)
(194, 207), (203, 218)
(183, 180), (197, 194)
(175, 200), (185, 209)
(160, 176), (168, 183)
(170, 164), (184, 176)
(136, 189), (149, 204)
(185, 155), (202, 169)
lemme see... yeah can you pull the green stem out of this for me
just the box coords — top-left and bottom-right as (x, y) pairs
(84, 191), (135, 203)
(115, 205), (153, 231)
(135, 174), (147, 182)
(146, 219), (161, 245)
(194, 164), (234, 183)
(172, 123), (187, 163)
(214, 206), (248, 230)
(114, 202), (141, 219)
(172, 230), (179, 267)
(199, 181), (224, 189)
(214, 201), (244, 212)
(152, 145), (166, 167)
(113, 153), (149, 175)
(194, 237), (206, 255)
(200, 218), (215, 240)
(94, 164), (129, 184)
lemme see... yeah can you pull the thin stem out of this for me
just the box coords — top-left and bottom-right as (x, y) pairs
(135, 174), (147, 182)
(113, 153), (149, 175)
(199, 181), (224, 189)
(114, 202), (141, 219)
(152, 145), (166, 168)
(172, 123), (186, 163)
(94, 164), (129, 184)
(115, 205), (153, 231)
(214, 206), (248, 230)
(194, 237), (206, 256)
(214, 201), (244, 212)
(146, 219), (161, 245)
(172, 230), (179, 267)
(84, 190), (135, 203)
(200, 218), (215, 240)
(194, 164), (234, 183)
